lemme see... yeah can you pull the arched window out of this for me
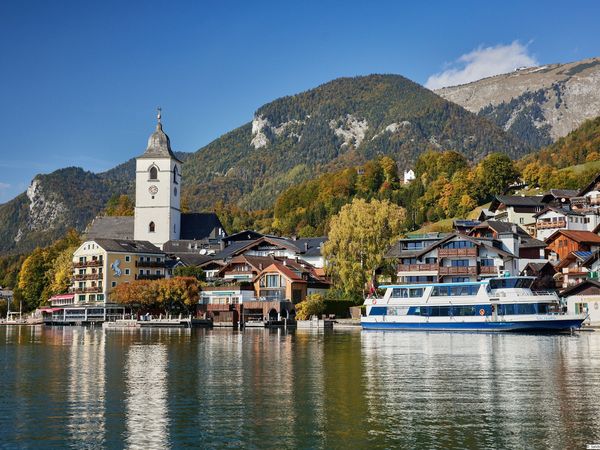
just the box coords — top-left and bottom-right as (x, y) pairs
(149, 166), (158, 180)
(149, 221), (155, 233)
(173, 166), (178, 184)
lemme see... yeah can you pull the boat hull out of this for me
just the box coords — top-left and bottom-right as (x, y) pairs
(361, 318), (585, 332)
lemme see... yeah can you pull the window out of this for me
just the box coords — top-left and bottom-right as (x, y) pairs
(125, 269), (130, 275)
(480, 259), (494, 267)
(442, 241), (475, 249)
(424, 257), (437, 264)
(149, 222), (155, 233)
(156, 270), (161, 275)
(174, 223), (176, 233)
(174, 187), (178, 197)
(149, 166), (158, 180)
(451, 277), (470, 283)
(111, 281), (117, 288)
(451, 259), (470, 267)
(432, 285), (479, 296)
(519, 218), (525, 224)
(125, 255), (130, 262)
(402, 258), (418, 264)
(173, 166), (178, 184)
(404, 241), (423, 250)
(97, 294), (104, 302)
(369, 307), (387, 316)
(79, 295), (86, 302)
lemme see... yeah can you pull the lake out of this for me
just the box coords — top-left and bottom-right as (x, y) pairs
(1, 326), (599, 449)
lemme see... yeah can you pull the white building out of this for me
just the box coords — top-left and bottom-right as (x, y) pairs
(534, 206), (600, 241)
(562, 280), (600, 328)
(134, 109), (182, 249)
(403, 169), (415, 185)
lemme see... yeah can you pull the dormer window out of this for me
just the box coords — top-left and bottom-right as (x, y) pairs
(149, 166), (158, 180)
(149, 221), (155, 233)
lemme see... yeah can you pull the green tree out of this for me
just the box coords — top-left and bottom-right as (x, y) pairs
(173, 266), (206, 281)
(295, 293), (326, 320)
(475, 152), (519, 200)
(323, 198), (405, 301)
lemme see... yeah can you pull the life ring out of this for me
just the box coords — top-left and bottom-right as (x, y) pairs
(479, 308), (485, 316)
(373, 299), (377, 305)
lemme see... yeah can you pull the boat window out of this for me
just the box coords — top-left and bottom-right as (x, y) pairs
(392, 288), (410, 298)
(409, 288), (424, 298)
(489, 278), (533, 290)
(369, 306), (387, 316)
(498, 303), (538, 315)
(432, 285), (479, 296)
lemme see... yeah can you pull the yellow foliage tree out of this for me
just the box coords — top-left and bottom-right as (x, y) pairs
(323, 198), (405, 300)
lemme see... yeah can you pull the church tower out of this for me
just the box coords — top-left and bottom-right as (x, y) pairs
(134, 109), (182, 249)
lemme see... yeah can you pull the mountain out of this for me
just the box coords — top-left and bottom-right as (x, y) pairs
(0, 74), (527, 254)
(182, 74), (527, 211)
(436, 57), (600, 148)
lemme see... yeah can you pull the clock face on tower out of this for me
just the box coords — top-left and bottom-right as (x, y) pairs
(148, 185), (159, 195)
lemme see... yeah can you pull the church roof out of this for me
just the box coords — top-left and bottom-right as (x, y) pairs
(138, 110), (182, 162)
(85, 212), (224, 242)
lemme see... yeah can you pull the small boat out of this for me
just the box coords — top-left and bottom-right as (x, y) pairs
(361, 276), (585, 332)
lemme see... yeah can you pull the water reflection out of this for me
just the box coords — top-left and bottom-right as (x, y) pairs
(1, 326), (599, 449)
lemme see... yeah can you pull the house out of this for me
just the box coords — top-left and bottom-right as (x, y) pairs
(488, 195), (545, 226)
(403, 169), (415, 184)
(554, 251), (593, 289)
(540, 189), (579, 207)
(533, 206), (600, 241)
(468, 220), (547, 271)
(387, 232), (520, 284)
(254, 260), (331, 303)
(570, 173), (600, 210)
(544, 230), (600, 262)
(69, 239), (166, 305)
(520, 261), (557, 291)
(561, 280), (600, 327)
(453, 219), (481, 235)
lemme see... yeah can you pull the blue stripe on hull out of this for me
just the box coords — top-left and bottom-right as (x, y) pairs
(361, 319), (584, 332)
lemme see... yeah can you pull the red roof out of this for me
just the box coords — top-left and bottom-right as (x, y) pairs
(546, 230), (600, 244)
(49, 294), (74, 300)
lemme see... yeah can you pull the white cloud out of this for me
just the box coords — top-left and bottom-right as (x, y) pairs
(425, 41), (538, 89)
(0, 182), (9, 190)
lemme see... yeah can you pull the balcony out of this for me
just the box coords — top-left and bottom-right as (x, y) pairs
(73, 260), (103, 268)
(438, 266), (477, 276)
(438, 248), (478, 257)
(479, 266), (498, 275)
(135, 274), (165, 280)
(397, 263), (438, 272)
(72, 273), (103, 281)
(536, 220), (566, 229)
(70, 287), (102, 294)
(135, 260), (165, 268)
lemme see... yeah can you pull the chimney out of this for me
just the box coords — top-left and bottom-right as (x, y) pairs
(304, 242), (309, 252)
(219, 239), (225, 251)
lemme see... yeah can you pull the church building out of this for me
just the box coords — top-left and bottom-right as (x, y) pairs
(85, 110), (226, 250)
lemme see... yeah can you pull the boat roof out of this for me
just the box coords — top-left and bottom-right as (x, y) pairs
(380, 276), (535, 290)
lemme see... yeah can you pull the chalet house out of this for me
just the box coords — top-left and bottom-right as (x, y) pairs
(254, 260), (331, 303)
(533, 206), (600, 241)
(489, 195), (545, 226)
(561, 280), (600, 327)
(570, 173), (600, 210)
(386, 232), (520, 284)
(467, 220), (547, 271)
(539, 189), (579, 207)
(554, 251), (593, 289)
(520, 261), (557, 291)
(544, 230), (600, 262)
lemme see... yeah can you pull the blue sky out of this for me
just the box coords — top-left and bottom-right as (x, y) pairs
(0, 0), (599, 203)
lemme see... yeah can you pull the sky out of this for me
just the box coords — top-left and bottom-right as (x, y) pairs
(0, 0), (599, 203)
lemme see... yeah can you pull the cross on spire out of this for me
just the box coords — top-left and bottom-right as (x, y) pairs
(157, 106), (162, 124)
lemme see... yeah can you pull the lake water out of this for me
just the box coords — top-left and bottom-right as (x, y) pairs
(1, 326), (600, 449)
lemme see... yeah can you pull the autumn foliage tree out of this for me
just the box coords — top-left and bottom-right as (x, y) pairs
(323, 198), (405, 301)
(111, 277), (201, 313)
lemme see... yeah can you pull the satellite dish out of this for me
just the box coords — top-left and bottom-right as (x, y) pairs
(199, 249), (207, 255)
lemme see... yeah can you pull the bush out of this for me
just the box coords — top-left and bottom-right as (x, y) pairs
(295, 294), (326, 320)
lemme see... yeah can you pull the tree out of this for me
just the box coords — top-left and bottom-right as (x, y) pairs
(475, 152), (519, 200)
(323, 198), (405, 301)
(173, 266), (206, 281)
(112, 277), (201, 313)
(104, 194), (134, 216)
(17, 248), (48, 311)
(295, 293), (325, 320)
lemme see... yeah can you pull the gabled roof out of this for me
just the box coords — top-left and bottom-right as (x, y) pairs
(560, 279), (600, 297)
(545, 229), (600, 245)
(92, 238), (163, 254)
(489, 195), (545, 212)
(180, 213), (225, 240)
(520, 261), (555, 276)
(172, 253), (214, 267)
(576, 173), (600, 196)
(533, 206), (584, 219)
(221, 230), (264, 243)
(259, 262), (307, 283)
(469, 220), (529, 236)
(414, 233), (516, 259)
(555, 251), (594, 269)
(520, 236), (547, 249)
(541, 189), (579, 203)
(85, 216), (135, 240)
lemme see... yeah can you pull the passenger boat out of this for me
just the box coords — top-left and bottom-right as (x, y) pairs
(361, 277), (586, 332)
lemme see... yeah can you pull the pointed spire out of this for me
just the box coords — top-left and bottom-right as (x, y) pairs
(156, 106), (162, 129)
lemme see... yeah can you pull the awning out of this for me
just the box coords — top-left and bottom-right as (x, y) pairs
(38, 307), (63, 313)
(49, 294), (74, 301)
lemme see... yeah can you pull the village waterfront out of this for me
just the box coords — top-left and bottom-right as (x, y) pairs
(1, 326), (600, 449)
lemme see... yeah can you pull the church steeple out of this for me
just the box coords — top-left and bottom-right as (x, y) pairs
(138, 107), (181, 162)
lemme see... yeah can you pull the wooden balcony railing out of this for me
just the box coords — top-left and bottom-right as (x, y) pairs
(438, 248), (478, 257)
(72, 273), (103, 281)
(397, 264), (438, 272)
(73, 260), (103, 268)
(438, 266), (477, 275)
(479, 266), (498, 274)
(536, 220), (566, 229)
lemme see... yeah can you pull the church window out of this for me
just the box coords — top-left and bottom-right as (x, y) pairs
(174, 223), (176, 233)
(173, 166), (179, 184)
(149, 166), (158, 180)
(174, 187), (177, 197)
(149, 222), (155, 233)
